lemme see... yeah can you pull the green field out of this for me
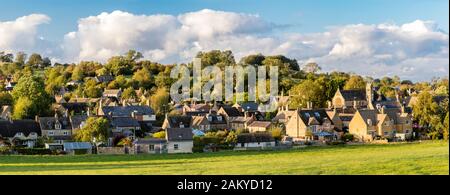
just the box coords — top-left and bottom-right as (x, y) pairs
(0, 141), (448, 175)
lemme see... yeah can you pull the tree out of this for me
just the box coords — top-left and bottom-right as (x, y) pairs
(412, 91), (446, 139)
(26, 53), (43, 68)
(15, 52), (27, 66)
(74, 117), (109, 143)
(0, 92), (13, 106)
(11, 76), (51, 118)
(149, 87), (170, 115)
(71, 65), (85, 81)
(105, 56), (132, 76)
(12, 97), (33, 119)
(117, 137), (133, 147)
(122, 87), (137, 100)
(289, 80), (323, 108)
(444, 112), (449, 140)
(107, 75), (128, 89)
(83, 79), (102, 98)
(270, 127), (283, 141)
(0, 52), (13, 62)
(302, 62), (321, 73)
(344, 75), (366, 90)
(196, 50), (235, 68)
(132, 68), (153, 89)
(153, 131), (166, 139)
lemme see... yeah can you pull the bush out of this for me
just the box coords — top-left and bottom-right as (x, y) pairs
(326, 140), (345, 145)
(0, 146), (11, 155)
(15, 148), (52, 155)
(341, 133), (354, 142)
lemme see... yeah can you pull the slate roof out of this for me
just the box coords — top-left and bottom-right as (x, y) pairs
(298, 109), (333, 126)
(357, 109), (378, 126)
(0, 120), (41, 137)
(340, 89), (366, 101)
(102, 106), (154, 117)
(220, 107), (243, 117)
(248, 121), (271, 128)
(103, 89), (121, 96)
(110, 117), (140, 127)
(38, 117), (72, 130)
(236, 102), (259, 112)
(95, 75), (114, 83)
(70, 115), (89, 130)
(134, 138), (166, 145)
(166, 116), (192, 128)
(237, 133), (274, 143)
(166, 128), (194, 141)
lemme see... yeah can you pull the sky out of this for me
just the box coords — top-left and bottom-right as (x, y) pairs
(0, 0), (448, 81)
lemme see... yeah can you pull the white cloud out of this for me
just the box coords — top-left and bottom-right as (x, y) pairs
(1, 11), (448, 81)
(0, 14), (50, 54)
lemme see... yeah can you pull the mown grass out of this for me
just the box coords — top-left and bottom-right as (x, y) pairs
(0, 141), (448, 175)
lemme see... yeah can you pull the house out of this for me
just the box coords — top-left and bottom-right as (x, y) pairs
(348, 108), (407, 142)
(285, 109), (336, 141)
(235, 133), (275, 148)
(0, 120), (41, 148)
(332, 88), (368, 109)
(380, 107), (413, 140)
(166, 128), (193, 153)
(232, 102), (264, 120)
(228, 114), (255, 131)
(191, 113), (227, 131)
(1, 105), (12, 121)
(70, 115), (89, 134)
(103, 89), (122, 100)
(99, 105), (156, 122)
(272, 110), (296, 125)
(133, 138), (167, 154)
(110, 117), (141, 138)
(63, 142), (93, 154)
(182, 103), (212, 113)
(95, 75), (114, 84)
(162, 115), (192, 129)
(248, 121), (272, 133)
(38, 113), (72, 143)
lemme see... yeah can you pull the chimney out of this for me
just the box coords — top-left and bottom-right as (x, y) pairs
(146, 98), (151, 107)
(327, 101), (332, 109)
(54, 109), (58, 119)
(244, 111), (248, 120)
(122, 99), (127, 107)
(381, 106), (385, 114)
(35, 115), (39, 122)
(401, 105), (405, 114)
(87, 107), (91, 117)
(353, 100), (358, 109)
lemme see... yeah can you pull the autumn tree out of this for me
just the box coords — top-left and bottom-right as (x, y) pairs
(149, 87), (170, 115)
(344, 75), (366, 90)
(74, 117), (109, 143)
(11, 76), (52, 119)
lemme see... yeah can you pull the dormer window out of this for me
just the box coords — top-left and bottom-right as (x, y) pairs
(217, 116), (222, 121)
(367, 119), (372, 126)
(207, 115), (213, 121)
(179, 122), (184, 128)
(55, 122), (62, 130)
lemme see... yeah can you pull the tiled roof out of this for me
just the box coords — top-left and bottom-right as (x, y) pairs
(248, 121), (271, 128)
(102, 106), (154, 117)
(340, 89), (366, 101)
(166, 128), (193, 141)
(39, 117), (72, 130)
(221, 107), (243, 117)
(298, 109), (333, 126)
(0, 120), (41, 137)
(134, 138), (166, 145)
(70, 115), (89, 130)
(166, 116), (192, 128)
(110, 117), (140, 127)
(357, 109), (378, 126)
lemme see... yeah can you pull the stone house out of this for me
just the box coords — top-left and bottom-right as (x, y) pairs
(285, 109), (336, 141)
(166, 128), (193, 153)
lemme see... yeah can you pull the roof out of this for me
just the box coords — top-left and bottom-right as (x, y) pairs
(103, 89), (121, 96)
(272, 110), (296, 122)
(339, 89), (366, 101)
(1, 105), (12, 119)
(166, 116), (192, 128)
(192, 129), (205, 136)
(0, 120), (41, 137)
(166, 128), (194, 141)
(235, 102), (259, 112)
(68, 98), (99, 104)
(95, 75), (114, 83)
(102, 106), (154, 117)
(134, 138), (166, 145)
(110, 117), (140, 127)
(63, 142), (92, 150)
(220, 107), (243, 117)
(237, 133), (274, 143)
(70, 115), (89, 130)
(248, 121), (271, 128)
(356, 109), (378, 126)
(38, 117), (72, 130)
(298, 109), (333, 126)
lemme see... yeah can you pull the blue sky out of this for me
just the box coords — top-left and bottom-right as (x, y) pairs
(0, 0), (448, 42)
(0, 0), (448, 81)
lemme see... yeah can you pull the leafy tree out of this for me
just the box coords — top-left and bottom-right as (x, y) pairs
(74, 117), (109, 142)
(153, 131), (166, 139)
(344, 75), (366, 90)
(239, 54), (265, 65)
(11, 76), (51, 118)
(132, 67), (153, 89)
(26, 53), (43, 68)
(105, 56), (132, 76)
(0, 92), (13, 106)
(302, 62), (321, 73)
(149, 87), (170, 115)
(270, 127), (283, 141)
(15, 52), (27, 65)
(122, 87), (137, 100)
(71, 65), (85, 81)
(12, 97), (33, 119)
(0, 52), (13, 62)
(196, 50), (235, 68)
(412, 91), (447, 139)
(225, 131), (237, 145)
(117, 137), (133, 147)
(83, 79), (102, 98)
(289, 80), (323, 108)
(107, 75), (128, 89)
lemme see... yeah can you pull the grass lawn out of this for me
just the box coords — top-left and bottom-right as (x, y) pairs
(0, 141), (448, 175)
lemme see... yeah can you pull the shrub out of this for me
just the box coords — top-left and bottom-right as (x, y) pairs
(342, 133), (354, 142)
(0, 146), (11, 155)
(15, 148), (52, 155)
(153, 131), (166, 139)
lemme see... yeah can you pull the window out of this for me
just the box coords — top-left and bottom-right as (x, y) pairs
(148, 145), (155, 151)
(217, 116), (222, 121)
(174, 144), (179, 150)
(48, 131), (54, 136)
(384, 131), (388, 135)
(367, 119), (372, 126)
(304, 113), (310, 118)
(314, 112), (321, 118)
(405, 130), (409, 133)
(405, 120), (409, 124)
(63, 131), (69, 135)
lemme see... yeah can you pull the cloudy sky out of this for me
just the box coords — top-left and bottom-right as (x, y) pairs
(0, 0), (448, 81)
